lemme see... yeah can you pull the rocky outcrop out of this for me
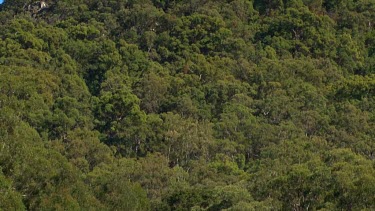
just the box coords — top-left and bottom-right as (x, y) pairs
(24, 1), (48, 15)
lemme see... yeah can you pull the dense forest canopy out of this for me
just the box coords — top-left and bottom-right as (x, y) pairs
(0, 0), (374, 210)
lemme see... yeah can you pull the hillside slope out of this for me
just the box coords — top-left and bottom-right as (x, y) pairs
(0, 0), (375, 210)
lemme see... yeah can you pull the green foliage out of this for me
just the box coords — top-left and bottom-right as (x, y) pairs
(0, 0), (375, 210)
(0, 171), (25, 210)
(88, 164), (150, 210)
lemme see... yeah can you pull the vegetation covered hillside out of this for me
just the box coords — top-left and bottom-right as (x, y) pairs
(0, 0), (375, 210)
